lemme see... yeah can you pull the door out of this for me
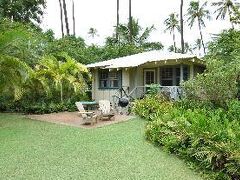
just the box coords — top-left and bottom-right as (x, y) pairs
(144, 69), (155, 86)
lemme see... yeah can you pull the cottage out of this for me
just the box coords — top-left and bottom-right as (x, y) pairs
(87, 50), (204, 103)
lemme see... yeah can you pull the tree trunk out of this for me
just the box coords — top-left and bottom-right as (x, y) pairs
(180, 0), (184, 54)
(62, 0), (70, 36)
(58, 0), (64, 37)
(60, 82), (63, 103)
(173, 29), (177, 53)
(116, 0), (119, 41)
(129, 0), (133, 43)
(198, 18), (206, 55)
(72, 0), (76, 36)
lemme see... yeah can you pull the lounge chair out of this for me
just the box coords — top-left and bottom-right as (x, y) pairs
(75, 102), (97, 125)
(98, 100), (115, 121)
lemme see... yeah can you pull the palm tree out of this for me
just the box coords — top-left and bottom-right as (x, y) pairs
(116, 0), (120, 40)
(129, 0), (133, 43)
(186, 1), (210, 55)
(0, 55), (31, 100)
(0, 24), (31, 100)
(37, 54), (89, 102)
(58, 0), (64, 37)
(114, 18), (163, 50)
(62, 0), (70, 36)
(193, 38), (202, 56)
(212, 0), (240, 29)
(72, 0), (76, 36)
(88, 27), (98, 38)
(180, 0), (185, 54)
(164, 13), (180, 53)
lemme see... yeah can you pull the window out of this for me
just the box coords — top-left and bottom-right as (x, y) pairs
(99, 70), (121, 89)
(160, 65), (190, 86)
(176, 67), (180, 86)
(161, 67), (173, 86)
(183, 66), (189, 81)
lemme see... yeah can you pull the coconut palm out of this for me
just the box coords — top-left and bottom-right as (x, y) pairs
(58, 0), (64, 37)
(212, 0), (240, 28)
(164, 13), (180, 53)
(62, 0), (70, 36)
(180, 0), (185, 53)
(115, 18), (163, 50)
(193, 38), (202, 56)
(129, 0), (133, 43)
(117, 19), (152, 45)
(88, 27), (98, 38)
(186, 1), (210, 55)
(116, 0), (120, 40)
(72, 0), (76, 36)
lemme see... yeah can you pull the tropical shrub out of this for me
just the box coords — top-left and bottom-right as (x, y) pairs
(143, 103), (240, 180)
(183, 57), (240, 108)
(183, 29), (240, 108)
(132, 94), (173, 121)
(32, 54), (90, 103)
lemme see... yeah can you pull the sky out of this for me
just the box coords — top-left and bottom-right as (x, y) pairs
(41, 0), (234, 53)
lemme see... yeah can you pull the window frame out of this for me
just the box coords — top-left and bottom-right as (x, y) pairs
(98, 69), (122, 89)
(160, 67), (174, 86)
(144, 69), (156, 85)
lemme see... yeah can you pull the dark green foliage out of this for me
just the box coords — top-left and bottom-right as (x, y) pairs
(0, 0), (46, 24)
(183, 30), (240, 107)
(132, 94), (173, 121)
(83, 43), (149, 64)
(134, 96), (240, 179)
(106, 18), (163, 51)
(0, 19), (164, 114)
(0, 20), (91, 113)
(145, 84), (164, 95)
(0, 91), (89, 114)
(134, 29), (240, 179)
(47, 35), (89, 63)
(0, 100), (76, 114)
(0, 19), (54, 66)
(207, 29), (240, 62)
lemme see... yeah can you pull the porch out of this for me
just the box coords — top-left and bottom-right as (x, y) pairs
(87, 51), (205, 103)
(91, 63), (204, 103)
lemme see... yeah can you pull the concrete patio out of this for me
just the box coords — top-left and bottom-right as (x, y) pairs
(27, 111), (135, 128)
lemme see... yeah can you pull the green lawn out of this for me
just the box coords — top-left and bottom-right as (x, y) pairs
(0, 113), (202, 180)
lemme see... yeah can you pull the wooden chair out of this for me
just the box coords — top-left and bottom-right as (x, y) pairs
(75, 102), (97, 125)
(98, 100), (115, 121)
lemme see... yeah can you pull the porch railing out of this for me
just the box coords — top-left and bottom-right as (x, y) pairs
(111, 85), (182, 110)
(128, 86), (182, 100)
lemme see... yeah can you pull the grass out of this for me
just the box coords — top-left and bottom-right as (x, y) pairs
(0, 113), (203, 180)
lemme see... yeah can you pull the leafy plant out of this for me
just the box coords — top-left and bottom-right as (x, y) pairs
(132, 94), (173, 121)
(145, 104), (240, 179)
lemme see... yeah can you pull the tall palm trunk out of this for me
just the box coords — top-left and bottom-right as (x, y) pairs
(58, 0), (64, 37)
(116, 0), (119, 41)
(62, 0), (70, 36)
(129, 0), (133, 43)
(180, 0), (184, 54)
(173, 29), (177, 53)
(198, 18), (206, 54)
(72, 0), (76, 36)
